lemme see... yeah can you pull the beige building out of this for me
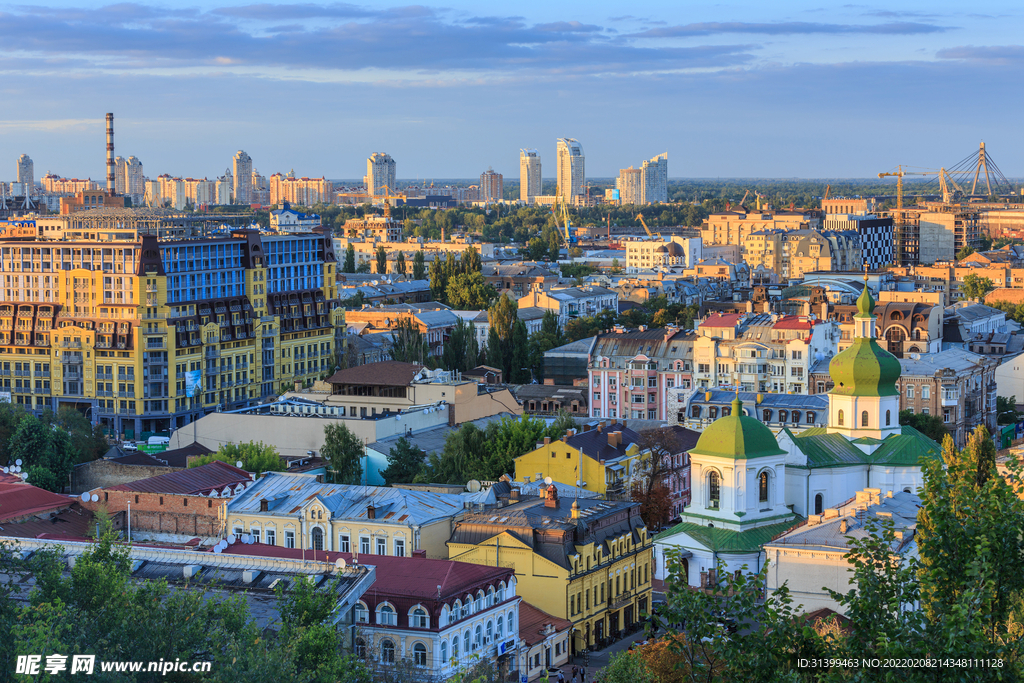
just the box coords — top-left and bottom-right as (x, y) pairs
(520, 149), (542, 202)
(269, 173), (334, 206)
(743, 229), (862, 281)
(700, 210), (818, 247)
(479, 168), (503, 202)
(365, 153), (396, 196)
(616, 167), (643, 205)
(556, 138), (585, 201)
(624, 236), (701, 270)
(342, 216), (403, 242)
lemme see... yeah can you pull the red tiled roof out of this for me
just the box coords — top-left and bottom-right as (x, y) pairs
(0, 504), (95, 540)
(518, 602), (572, 646)
(699, 313), (743, 328)
(326, 361), (424, 387)
(0, 482), (75, 522)
(213, 542), (512, 600)
(107, 461), (252, 495)
(772, 315), (820, 330)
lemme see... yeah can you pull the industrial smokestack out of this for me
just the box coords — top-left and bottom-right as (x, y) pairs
(105, 113), (115, 195)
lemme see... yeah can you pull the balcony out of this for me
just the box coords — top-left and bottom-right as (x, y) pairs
(205, 348), (220, 359)
(941, 389), (959, 407)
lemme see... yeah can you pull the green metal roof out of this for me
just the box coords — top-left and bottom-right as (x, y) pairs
(689, 397), (786, 461)
(787, 426), (941, 468)
(656, 518), (802, 553)
(828, 336), (901, 397)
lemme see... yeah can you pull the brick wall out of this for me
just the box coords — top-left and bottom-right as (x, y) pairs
(82, 490), (225, 537)
(72, 459), (183, 495)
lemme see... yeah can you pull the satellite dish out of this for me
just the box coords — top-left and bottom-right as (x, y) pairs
(81, 492), (90, 502)
(544, 476), (553, 485)
(213, 546), (222, 554)
(20, 473), (28, 481)
(15, 466), (21, 473)
(15, 459), (22, 466)
(244, 535), (253, 544)
(91, 494), (99, 502)
(2, 467), (7, 473)
(227, 534), (237, 545)
(235, 461), (244, 469)
(467, 479), (481, 493)
(335, 557), (347, 571)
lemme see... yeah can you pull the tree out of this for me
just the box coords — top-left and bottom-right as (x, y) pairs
(957, 245), (976, 260)
(395, 250), (406, 276)
(190, 440), (285, 474)
(389, 317), (429, 365)
(611, 258), (622, 274)
(0, 402), (28, 465)
(630, 427), (685, 527)
(10, 416), (51, 470)
(379, 437), (427, 485)
(375, 245), (387, 274)
(413, 250), (426, 280)
(446, 271), (496, 310)
(962, 272), (995, 301)
(898, 408), (947, 442)
(320, 423), (364, 485)
(509, 320), (531, 384)
(355, 261), (370, 274)
(997, 395), (1022, 425)
(344, 243), (356, 273)
(421, 423), (492, 484)
(441, 317), (478, 373)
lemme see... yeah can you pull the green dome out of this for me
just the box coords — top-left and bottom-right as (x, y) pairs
(690, 397), (786, 460)
(829, 337), (901, 397)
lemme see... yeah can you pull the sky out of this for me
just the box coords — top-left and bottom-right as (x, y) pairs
(0, 1), (1021, 181)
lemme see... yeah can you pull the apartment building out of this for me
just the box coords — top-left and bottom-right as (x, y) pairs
(823, 214), (894, 269)
(269, 173), (334, 206)
(0, 215), (341, 440)
(692, 313), (839, 394)
(232, 151), (253, 205)
(520, 149), (542, 202)
(555, 138), (585, 201)
(616, 168), (643, 205)
(479, 168), (503, 202)
(641, 153), (668, 204)
(341, 216), (403, 243)
(517, 286), (617, 327)
(40, 175), (98, 195)
(742, 228), (861, 281)
(365, 153), (397, 196)
(587, 326), (695, 421)
(624, 236), (701, 271)
(832, 301), (942, 356)
(700, 210), (818, 248)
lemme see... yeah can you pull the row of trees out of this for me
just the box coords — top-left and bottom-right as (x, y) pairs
(600, 426), (1024, 682)
(563, 299), (701, 343)
(0, 404), (108, 492)
(341, 243), (427, 279)
(428, 247), (494, 309)
(380, 412), (576, 486)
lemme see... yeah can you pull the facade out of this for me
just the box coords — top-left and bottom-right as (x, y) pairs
(479, 168), (503, 202)
(341, 216), (403, 243)
(587, 327), (695, 422)
(16, 154), (33, 194)
(0, 219), (341, 439)
(555, 138), (585, 201)
(482, 264), (557, 297)
(515, 422), (650, 499)
(516, 286), (617, 327)
(655, 285), (941, 588)
(692, 313), (839, 394)
(232, 151), (253, 205)
(624, 236), (702, 271)
(40, 175), (98, 195)
(114, 156), (145, 198)
(641, 153), (668, 204)
(269, 173), (333, 206)
(519, 602), (572, 680)
(680, 390), (828, 433)
(823, 214), (894, 269)
(520, 149), (542, 202)
(227, 472), (469, 559)
(834, 301), (942, 356)
(365, 153), (397, 196)
(269, 208), (321, 232)
(448, 486), (654, 653)
(616, 168), (643, 206)
(742, 229), (862, 281)
(700, 210), (817, 247)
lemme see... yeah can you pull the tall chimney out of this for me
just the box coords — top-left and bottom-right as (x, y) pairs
(105, 113), (115, 195)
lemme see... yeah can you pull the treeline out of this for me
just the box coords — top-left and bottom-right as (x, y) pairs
(0, 404), (108, 492)
(563, 298), (701, 342)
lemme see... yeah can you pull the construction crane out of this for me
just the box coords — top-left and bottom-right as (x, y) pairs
(754, 191), (767, 211)
(878, 166), (964, 207)
(823, 184), (831, 201)
(552, 201), (577, 247)
(636, 213), (662, 239)
(739, 189), (751, 209)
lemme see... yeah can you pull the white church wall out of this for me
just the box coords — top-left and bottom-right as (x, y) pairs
(867, 465), (926, 497)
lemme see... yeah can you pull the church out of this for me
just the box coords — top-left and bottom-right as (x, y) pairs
(654, 283), (941, 587)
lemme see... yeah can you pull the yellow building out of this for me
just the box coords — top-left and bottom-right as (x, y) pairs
(0, 209), (343, 440)
(448, 485), (654, 653)
(515, 422), (649, 499)
(225, 472), (468, 559)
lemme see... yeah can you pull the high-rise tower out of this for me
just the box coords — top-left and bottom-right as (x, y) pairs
(364, 153), (396, 196)
(15, 154), (33, 195)
(642, 153), (668, 204)
(233, 151), (253, 205)
(479, 167), (503, 202)
(520, 149), (542, 202)
(555, 138), (584, 202)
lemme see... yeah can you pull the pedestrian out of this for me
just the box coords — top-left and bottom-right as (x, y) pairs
(572, 665), (578, 680)
(558, 669), (565, 683)
(581, 667), (587, 683)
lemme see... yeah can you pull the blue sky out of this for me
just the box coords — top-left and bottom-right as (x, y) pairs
(0, 1), (1021, 180)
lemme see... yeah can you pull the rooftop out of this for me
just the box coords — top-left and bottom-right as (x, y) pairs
(326, 361), (425, 387)
(0, 480), (75, 523)
(519, 602), (573, 646)
(898, 349), (987, 376)
(106, 461), (252, 496)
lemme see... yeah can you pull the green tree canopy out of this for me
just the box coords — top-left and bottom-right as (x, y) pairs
(961, 272), (995, 300)
(321, 423), (364, 485)
(412, 250), (426, 280)
(389, 317), (429, 365)
(343, 243), (356, 274)
(190, 441), (284, 475)
(379, 437), (427, 485)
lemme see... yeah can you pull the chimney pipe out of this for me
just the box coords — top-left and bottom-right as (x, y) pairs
(105, 113), (115, 196)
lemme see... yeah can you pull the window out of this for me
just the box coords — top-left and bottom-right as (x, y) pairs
(414, 643), (427, 666)
(691, 405), (701, 418)
(497, 616), (504, 638)
(376, 537), (386, 555)
(265, 529), (276, 546)
(311, 527), (323, 550)
(355, 603), (369, 623)
(474, 625), (483, 650)
(486, 620), (493, 642)
(250, 528), (260, 543)
(378, 604), (397, 626)
(907, 385), (915, 399)
(355, 638), (366, 658)
(452, 600), (462, 621)
(806, 411), (815, 424)
(441, 641), (448, 664)
(463, 631), (470, 655)
(861, 410), (869, 427)
(708, 471), (720, 509)
(360, 536), (370, 554)
(233, 526), (243, 537)
(838, 409), (844, 426)
(411, 607), (428, 628)
(922, 386), (930, 400)
(380, 639), (395, 664)
(886, 409), (891, 426)
(285, 530), (295, 548)
(814, 493), (824, 515)
(758, 471), (769, 504)
(339, 534), (350, 553)
(394, 538), (405, 557)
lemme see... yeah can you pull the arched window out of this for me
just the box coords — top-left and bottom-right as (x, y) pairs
(838, 409), (844, 426)
(463, 631), (470, 654)
(474, 625), (483, 650)
(691, 405), (701, 418)
(861, 410), (869, 427)
(452, 637), (459, 659)
(378, 604), (396, 626)
(451, 600), (461, 621)
(311, 526), (323, 550)
(903, 487), (912, 493)
(814, 493), (824, 515)
(475, 591), (485, 612)
(791, 410), (800, 423)
(414, 642), (427, 666)
(355, 638), (366, 658)
(778, 409), (788, 422)
(709, 406), (718, 419)
(508, 611), (516, 633)
(410, 607), (428, 628)
(722, 406), (732, 417)
(708, 471), (720, 509)
(463, 596), (472, 617)
(497, 582), (506, 602)
(806, 411), (816, 424)
(440, 605), (450, 626)
(441, 640), (448, 664)
(886, 409), (891, 426)
(763, 409), (772, 421)
(486, 620), (493, 642)
(355, 602), (369, 623)
(381, 639), (395, 664)
(758, 471), (769, 504)
(497, 615), (504, 638)
(487, 586), (495, 605)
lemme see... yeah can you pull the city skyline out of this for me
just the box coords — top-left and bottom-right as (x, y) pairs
(0, 2), (1021, 179)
